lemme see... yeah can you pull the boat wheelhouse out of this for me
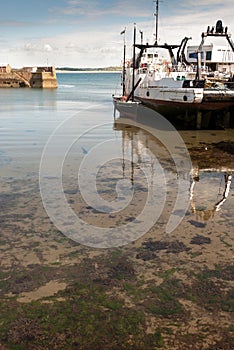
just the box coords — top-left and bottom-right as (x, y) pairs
(187, 44), (234, 76)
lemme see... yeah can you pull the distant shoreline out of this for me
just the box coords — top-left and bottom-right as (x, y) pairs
(56, 70), (121, 74)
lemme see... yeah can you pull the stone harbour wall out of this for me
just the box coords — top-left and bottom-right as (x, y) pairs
(30, 71), (58, 88)
(0, 67), (58, 88)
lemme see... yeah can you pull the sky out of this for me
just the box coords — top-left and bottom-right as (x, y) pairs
(0, 0), (233, 68)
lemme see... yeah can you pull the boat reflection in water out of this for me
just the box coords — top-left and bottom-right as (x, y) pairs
(113, 103), (233, 226)
(190, 172), (232, 222)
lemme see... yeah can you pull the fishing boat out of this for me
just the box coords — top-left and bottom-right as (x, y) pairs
(125, 22), (234, 109)
(119, 2), (234, 126)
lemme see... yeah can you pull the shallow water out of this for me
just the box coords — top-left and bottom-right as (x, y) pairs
(0, 72), (233, 349)
(0, 72), (233, 243)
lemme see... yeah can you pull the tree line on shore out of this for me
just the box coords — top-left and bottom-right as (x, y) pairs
(56, 66), (121, 71)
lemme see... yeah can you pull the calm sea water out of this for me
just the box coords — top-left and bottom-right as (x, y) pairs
(0, 73), (121, 175)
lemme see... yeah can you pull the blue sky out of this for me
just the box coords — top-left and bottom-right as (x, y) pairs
(0, 0), (233, 68)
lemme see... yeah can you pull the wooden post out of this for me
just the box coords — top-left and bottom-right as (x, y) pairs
(196, 110), (202, 129)
(223, 110), (230, 128)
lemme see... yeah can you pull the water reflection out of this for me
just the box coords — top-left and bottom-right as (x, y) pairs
(113, 104), (233, 225)
(190, 172), (232, 223)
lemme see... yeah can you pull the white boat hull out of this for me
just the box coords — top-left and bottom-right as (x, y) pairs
(136, 86), (204, 104)
(112, 95), (141, 118)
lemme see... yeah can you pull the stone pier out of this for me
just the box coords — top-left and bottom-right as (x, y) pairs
(0, 65), (58, 88)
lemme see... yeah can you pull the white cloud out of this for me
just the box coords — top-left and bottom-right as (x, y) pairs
(23, 42), (54, 53)
(1, 0), (233, 68)
(44, 44), (53, 52)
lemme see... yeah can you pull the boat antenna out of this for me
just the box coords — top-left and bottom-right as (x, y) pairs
(153, 0), (162, 45)
(120, 28), (126, 96)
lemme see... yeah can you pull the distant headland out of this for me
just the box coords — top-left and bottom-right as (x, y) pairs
(56, 66), (121, 73)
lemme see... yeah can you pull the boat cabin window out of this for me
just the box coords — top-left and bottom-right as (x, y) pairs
(142, 53), (158, 59)
(206, 51), (212, 60)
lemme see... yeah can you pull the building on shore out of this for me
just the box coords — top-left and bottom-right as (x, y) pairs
(0, 65), (58, 88)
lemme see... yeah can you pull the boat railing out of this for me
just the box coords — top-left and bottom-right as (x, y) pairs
(137, 63), (210, 75)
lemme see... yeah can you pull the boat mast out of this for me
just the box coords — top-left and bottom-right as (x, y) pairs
(154, 0), (159, 45)
(120, 28), (126, 96)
